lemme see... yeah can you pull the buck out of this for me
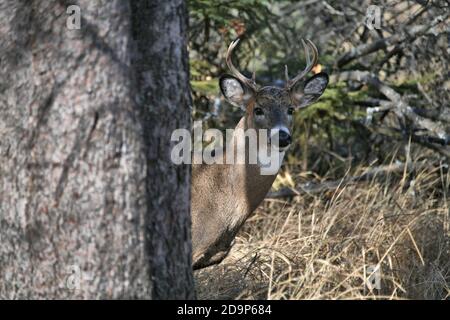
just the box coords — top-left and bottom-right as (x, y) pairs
(191, 38), (328, 269)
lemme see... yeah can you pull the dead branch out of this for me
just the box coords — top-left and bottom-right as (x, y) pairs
(335, 13), (448, 68)
(266, 162), (445, 199)
(412, 107), (450, 124)
(331, 71), (450, 156)
(363, 124), (450, 158)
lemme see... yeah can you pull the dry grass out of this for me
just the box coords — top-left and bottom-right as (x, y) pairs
(194, 160), (450, 300)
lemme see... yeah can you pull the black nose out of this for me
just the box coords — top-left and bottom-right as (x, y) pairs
(278, 130), (292, 148)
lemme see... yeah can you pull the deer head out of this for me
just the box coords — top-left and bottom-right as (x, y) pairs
(219, 38), (329, 151)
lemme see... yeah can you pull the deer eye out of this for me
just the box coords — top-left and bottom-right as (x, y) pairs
(254, 107), (264, 116)
(287, 107), (295, 115)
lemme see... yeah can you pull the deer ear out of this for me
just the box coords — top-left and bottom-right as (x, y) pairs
(219, 75), (254, 110)
(291, 72), (328, 108)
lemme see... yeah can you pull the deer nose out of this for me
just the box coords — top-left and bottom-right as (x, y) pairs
(270, 127), (291, 149)
(278, 130), (292, 147)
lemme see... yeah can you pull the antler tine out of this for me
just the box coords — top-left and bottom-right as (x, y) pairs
(285, 39), (319, 89)
(226, 38), (258, 91)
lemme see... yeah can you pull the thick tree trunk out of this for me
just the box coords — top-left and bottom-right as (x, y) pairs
(0, 0), (194, 299)
(131, 0), (194, 299)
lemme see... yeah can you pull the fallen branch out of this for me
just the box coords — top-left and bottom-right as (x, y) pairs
(266, 162), (445, 199)
(331, 71), (450, 156)
(363, 124), (450, 158)
(412, 107), (450, 124)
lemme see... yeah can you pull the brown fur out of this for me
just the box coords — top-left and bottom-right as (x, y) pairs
(191, 74), (328, 269)
(191, 88), (290, 270)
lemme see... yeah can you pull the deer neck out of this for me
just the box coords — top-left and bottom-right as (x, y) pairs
(226, 116), (285, 216)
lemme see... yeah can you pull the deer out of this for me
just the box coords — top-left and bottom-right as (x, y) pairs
(191, 38), (328, 270)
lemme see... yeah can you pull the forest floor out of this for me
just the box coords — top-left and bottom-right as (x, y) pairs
(194, 162), (449, 300)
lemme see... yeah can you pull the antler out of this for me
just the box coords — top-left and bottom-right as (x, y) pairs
(226, 38), (258, 92)
(285, 39), (319, 89)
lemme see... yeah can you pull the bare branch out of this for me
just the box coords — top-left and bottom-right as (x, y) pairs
(266, 162), (446, 199)
(332, 71), (450, 156)
(335, 13), (448, 68)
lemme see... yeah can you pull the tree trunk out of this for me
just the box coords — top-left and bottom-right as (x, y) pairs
(131, 0), (195, 299)
(0, 0), (194, 299)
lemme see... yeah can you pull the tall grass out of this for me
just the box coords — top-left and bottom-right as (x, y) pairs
(195, 159), (449, 300)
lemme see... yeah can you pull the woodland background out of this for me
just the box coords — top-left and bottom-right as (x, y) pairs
(190, 0), (450, 299)
(0, 0), (448, 299)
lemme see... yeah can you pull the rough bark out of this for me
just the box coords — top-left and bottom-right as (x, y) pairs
(130, 0), (195, 299)
(0, 0), (194, 299)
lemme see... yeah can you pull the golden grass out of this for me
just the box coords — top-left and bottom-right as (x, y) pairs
(194, 161), (449, 300)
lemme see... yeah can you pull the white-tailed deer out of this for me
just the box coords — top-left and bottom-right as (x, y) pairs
(192, 39), (328, 269)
